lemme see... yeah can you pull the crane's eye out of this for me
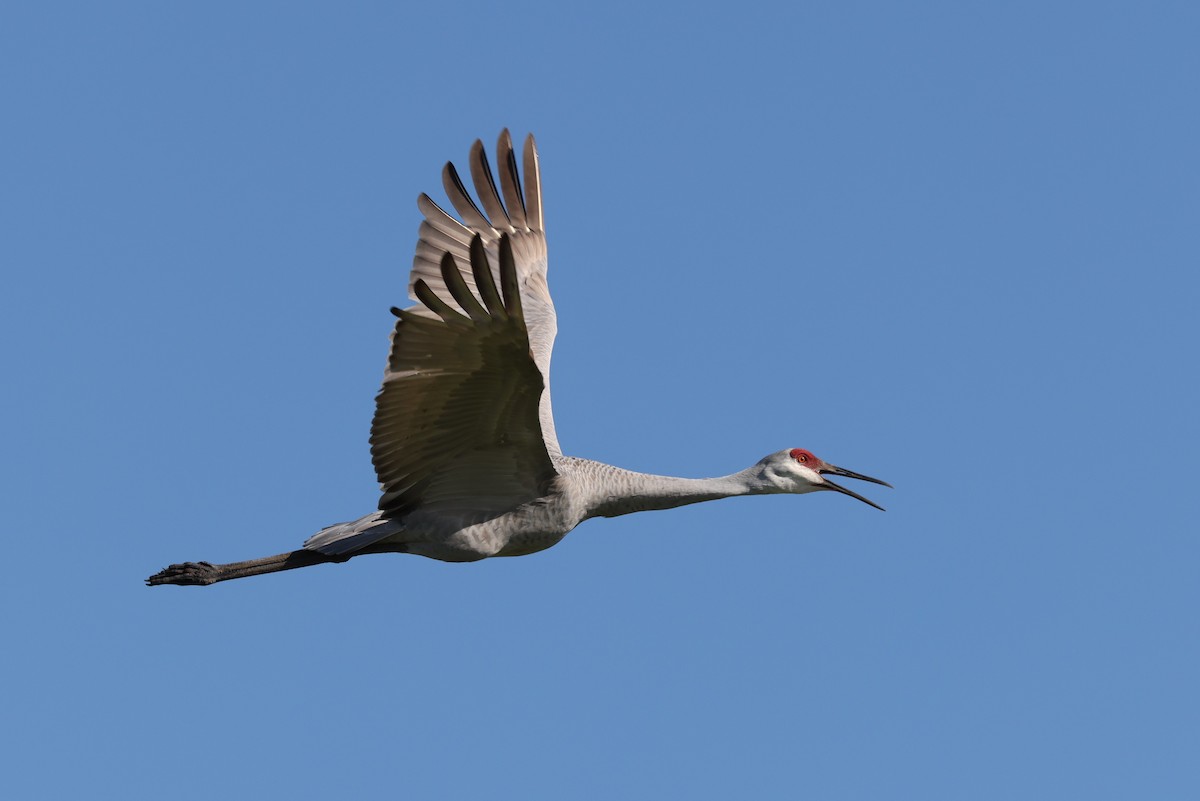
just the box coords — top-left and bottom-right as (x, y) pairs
(789, 448), (812, 464)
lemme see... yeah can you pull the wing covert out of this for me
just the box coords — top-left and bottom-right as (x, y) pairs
(407, 130), (561, 456)
(371, 236), (556, 518)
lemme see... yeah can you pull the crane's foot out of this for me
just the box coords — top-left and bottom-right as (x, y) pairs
(146, 561), (220, 586)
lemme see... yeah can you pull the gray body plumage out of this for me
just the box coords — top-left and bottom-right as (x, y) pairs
(305, 455), (774, 563)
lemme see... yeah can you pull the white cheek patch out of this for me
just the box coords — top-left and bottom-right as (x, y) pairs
(796, 465), (823, 484)
(769, 461), (823, 492)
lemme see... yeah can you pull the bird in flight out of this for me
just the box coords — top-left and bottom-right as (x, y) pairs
(148, 131), (890, 587)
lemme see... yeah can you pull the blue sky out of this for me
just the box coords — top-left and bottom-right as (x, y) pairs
(3, 1), (1198, 798)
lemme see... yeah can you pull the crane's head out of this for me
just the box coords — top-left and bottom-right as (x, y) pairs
(758, 448), (892, 510)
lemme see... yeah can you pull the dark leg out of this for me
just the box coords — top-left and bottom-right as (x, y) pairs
(146, 549), (354, 587)
(146, 543), (409, 587)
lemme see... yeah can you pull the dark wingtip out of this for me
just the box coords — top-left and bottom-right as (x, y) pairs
(390, 306), (403, 318)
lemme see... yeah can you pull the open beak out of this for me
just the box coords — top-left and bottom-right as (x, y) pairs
(819, 464), (892, 511)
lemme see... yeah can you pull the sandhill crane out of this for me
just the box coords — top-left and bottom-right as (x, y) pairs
(147, 131), (890, 587)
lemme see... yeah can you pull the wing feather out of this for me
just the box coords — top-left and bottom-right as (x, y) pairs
(469, 140), (513, 229)
(372, 235), (554, 518)
(522, 134), (543, 233)
(403, 130), (561, 459)
(442, 161), (499, 236)
(497, 129), (529, 229)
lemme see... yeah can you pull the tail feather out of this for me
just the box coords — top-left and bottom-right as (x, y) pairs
(304, 512), (403, 556)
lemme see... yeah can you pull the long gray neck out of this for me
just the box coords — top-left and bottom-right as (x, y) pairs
(583, 463), (765, 519)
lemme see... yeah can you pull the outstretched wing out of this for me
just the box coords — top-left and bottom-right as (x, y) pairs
(409, 130), (561, 455)
(370, 235), (557, 519)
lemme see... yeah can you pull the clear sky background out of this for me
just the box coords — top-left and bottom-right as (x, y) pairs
(3, 1), (1197, 798)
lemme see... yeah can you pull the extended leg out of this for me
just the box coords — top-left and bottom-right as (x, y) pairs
(147, 542), (410, 587)
(146, 549), (351, 587)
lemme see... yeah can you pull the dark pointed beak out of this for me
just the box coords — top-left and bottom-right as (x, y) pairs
(819, 464), (892, 511)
